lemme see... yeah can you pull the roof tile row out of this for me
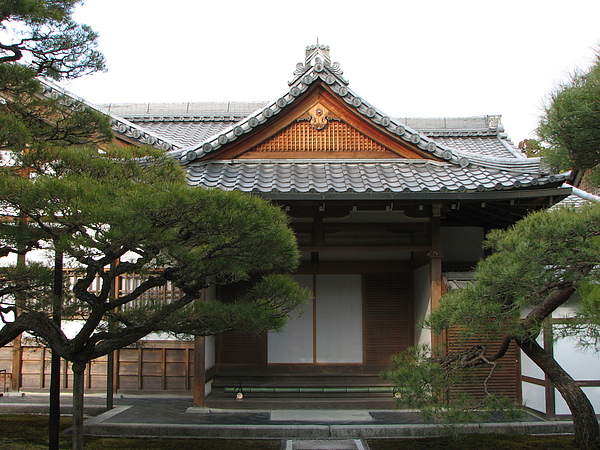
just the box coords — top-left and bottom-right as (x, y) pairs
(187, 160), (567, 195)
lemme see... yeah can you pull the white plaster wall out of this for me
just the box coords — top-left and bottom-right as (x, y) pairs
(520, 333), (546, 412)
(413, 265), (431, 347)
(553, 294), (580, 319)
(553, 334), (600, 381)
(0, 248), (50, 266)
(316, 274), (362, 363)
(141, 332), (178, 341)
(520, 349), (545, 379)
(521, 382), (546, 413)
(441, 227), (484, 262)
(268, 274), (314, 363)
(61, 320), (85, 339)
(556, 387), (600, 415)
(521, 328), (600, 415)
(205, 335), (215, 369)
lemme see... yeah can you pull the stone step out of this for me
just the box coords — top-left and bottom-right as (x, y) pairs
(221, 386), (393, 394)
(283, 439), (369, 450)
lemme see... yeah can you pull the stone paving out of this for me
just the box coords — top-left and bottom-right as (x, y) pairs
(0, 392), (576, 441)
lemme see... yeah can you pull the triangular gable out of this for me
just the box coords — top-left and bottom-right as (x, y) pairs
(179, 45), (459, 165)
(211, 86), (433, 160)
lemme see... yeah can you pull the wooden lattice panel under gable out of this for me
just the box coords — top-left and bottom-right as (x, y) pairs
(245, 119), (395, 157)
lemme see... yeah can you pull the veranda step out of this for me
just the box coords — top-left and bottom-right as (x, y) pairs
(222, 386), (394, 394)
(211, 375), (393, 389)
(204, 393), (398, 410)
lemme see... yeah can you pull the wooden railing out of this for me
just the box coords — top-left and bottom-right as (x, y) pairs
(64, 269), (183, 308)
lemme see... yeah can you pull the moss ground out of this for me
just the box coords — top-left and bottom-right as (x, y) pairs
(0, 414), (578, 449)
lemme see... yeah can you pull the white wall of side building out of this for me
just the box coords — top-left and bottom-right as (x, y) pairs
(520, 295), (600, 416)
(413, 264), (431, 348)
(203, 281), (217, 396)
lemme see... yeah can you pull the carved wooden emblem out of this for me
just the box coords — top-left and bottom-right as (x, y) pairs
(308, 103), (329, 130)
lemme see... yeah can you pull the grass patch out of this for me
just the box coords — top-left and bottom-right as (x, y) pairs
(0, 414), (73, 450)
(0, 415), (279, 449)
(0, 414), (578, 449)
(82, 438), (280, 449)
(368, 434), (578, 449)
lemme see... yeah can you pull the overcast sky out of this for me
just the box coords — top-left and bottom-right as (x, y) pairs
(64, 0), (600, 145)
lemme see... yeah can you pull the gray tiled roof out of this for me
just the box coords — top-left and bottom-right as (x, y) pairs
(45, 44), (570, 200)
(106, 112), (521, 158)
(398, 116), (492, 131)
(101, 102), (267, 118)
(178, 46), (563, 197)
(186, 159), (569, 197)
(553, 187), (600, 208)
(38, 80), (179, 151)
(131, 121), (235, 148)
(106, 102), (268, 149)
(422, 136), (519, 159)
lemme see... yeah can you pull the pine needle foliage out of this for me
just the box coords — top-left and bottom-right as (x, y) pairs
(538, 51), (600, 187)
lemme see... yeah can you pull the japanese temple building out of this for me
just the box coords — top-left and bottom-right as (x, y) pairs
(4, 45), (590, 415)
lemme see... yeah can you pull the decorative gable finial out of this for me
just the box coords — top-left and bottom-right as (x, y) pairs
(294, 43), (344, 78)
(305, 43), (332, 67)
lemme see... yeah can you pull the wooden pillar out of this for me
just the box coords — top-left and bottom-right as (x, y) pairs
(106, 352), (115, 409)
(107, 267), (120, 409)
(193, 336), (206, 407)
(62, 359), (69, 389)
(40, 347), (46, 389)
(137, 348), (143, 391)
(193, 288), (207, 407)
(10, 340), (21, 392)
(429, 204), (444, 352)
(161, 348), (167, 391)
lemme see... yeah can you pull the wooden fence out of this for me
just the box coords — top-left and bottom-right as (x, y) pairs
(0, 340), (194, 393)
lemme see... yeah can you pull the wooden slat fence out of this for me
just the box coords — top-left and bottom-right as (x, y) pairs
(0, 341), (194, 393)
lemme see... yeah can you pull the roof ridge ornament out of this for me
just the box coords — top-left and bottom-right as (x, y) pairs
(486, 115), (505, 131)
(293, 43), (344, 77)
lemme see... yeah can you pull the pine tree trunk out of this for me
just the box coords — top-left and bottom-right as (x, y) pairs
(48, 351), (61, 450)
(517, 337), (600, 449)
(71, 362), (86, 450)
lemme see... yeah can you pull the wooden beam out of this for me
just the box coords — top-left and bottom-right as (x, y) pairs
(292, 222), (428, 233)
(430, 205), (444, 352)
(193, 288), (207, 407)
(300, 245), (430, 253)
(298, 260), (412, 274)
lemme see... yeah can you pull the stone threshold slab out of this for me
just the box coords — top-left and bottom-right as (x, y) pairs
(270, 410), (372, 422)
